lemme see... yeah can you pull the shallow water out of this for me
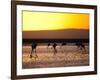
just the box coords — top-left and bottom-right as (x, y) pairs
(22, 44), (89, 69)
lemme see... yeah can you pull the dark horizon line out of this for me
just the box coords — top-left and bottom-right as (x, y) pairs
(23, 39), (89, 44)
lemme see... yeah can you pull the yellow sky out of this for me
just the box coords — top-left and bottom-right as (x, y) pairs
(22, 11), (89, 31)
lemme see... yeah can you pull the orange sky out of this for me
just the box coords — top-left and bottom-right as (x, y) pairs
(22, 11), (89, 31)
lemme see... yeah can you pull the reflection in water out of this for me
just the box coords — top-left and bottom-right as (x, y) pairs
(22, 43), (89, 69)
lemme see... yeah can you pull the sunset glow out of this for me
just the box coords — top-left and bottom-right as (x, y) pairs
(22, 11), (89, 31)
